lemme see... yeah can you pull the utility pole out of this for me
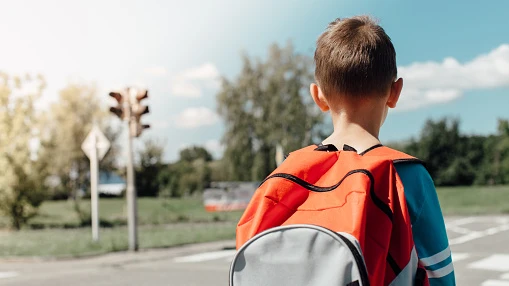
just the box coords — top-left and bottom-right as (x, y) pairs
(108, 87), (150, 252)
(124, 92), (138, 251)
(275, 143), (284, 166)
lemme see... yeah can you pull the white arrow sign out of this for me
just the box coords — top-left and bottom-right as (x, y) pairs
(81, 126), (111, 161)
(81, 126), (110, 242)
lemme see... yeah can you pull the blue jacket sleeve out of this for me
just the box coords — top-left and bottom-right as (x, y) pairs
(395, 163), (456, 286)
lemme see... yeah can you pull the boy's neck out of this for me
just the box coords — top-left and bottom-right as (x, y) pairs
(322, 100), (385, 153)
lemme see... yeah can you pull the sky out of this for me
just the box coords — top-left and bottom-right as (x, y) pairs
(1, 0), (508, 162)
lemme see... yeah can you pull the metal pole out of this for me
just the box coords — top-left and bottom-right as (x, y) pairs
(125, 91), (138, 251)
(90, 132), (99, 242)
(275, 143), (284, 167)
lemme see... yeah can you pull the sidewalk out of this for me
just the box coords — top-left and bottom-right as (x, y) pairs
(0, 239), (236, 264)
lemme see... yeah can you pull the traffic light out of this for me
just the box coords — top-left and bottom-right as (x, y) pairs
(130, 89), (150, 137)
(109, 91), (125, 119)
(108, 88), (150, 137)
(130, 123), (151, 138)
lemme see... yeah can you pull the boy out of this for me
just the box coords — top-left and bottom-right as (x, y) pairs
(311, 16), (455, 285)
(237, 16), (455, 286)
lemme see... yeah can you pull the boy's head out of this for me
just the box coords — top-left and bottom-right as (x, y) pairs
(311, 16), (402, 113)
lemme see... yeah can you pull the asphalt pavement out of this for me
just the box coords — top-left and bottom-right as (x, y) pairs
(1, 215), (508, 286)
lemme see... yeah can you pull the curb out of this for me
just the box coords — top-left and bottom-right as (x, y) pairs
(0, 240), (236, 264)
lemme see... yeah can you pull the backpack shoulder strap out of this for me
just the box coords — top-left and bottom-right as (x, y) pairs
(358, 145), (429, 284)
(286, 144), (425, 168)
(359, 145), (424, 165)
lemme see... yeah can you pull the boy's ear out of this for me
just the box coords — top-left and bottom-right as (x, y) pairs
(310, 83), (330, 112)
(387, 78), (403, 108)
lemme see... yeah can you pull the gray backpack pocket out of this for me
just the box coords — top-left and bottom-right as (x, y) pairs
(230, 224), (370, 286)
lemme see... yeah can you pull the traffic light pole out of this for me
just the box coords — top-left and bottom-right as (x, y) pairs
(109, 87), (148, 253)
(124, 99), (138, 252)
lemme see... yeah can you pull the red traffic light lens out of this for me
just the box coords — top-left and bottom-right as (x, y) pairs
(109, 92), (123, 103)
(109, 107), (123, 118)
(136, 90), (148, 101)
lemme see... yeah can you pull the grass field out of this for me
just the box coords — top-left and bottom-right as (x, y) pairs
(0, 223), (236, 258)
(0, 196), (244, 229)
(437, 185), (509, 215)
(0, 196), (242, 258)
(18, 185), (509, 229)
(1, 185), (508, 258)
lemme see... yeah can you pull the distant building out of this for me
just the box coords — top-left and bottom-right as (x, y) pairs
(203, 182), (258, 212)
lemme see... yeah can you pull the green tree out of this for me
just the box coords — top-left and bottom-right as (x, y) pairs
(159, 146), (213, 198)
(136, 139), (165, 197)
(401, 117), (477, 186)
(494, 119), (509, 184)
(179, 146), (213, 162)
(217, 42), (323, 181)
(40, 83), (121, 200)
(418, 118), (461, 182)
(208, 159), (230, 182)
(401, 117), (493, 186)
(0, 73), (48, 229)
(475, 119), (509, 185)
(161, 161), (194, 198)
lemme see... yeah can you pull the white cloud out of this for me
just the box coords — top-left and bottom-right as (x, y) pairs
(397, 88), (462, 110)
(397, 44), (509, 111)
(180, 63), (220, 80)
(204, 139), (224, 157)
(171, 81), (201, 98)
(174, 107), (219, 129)
(143, 66), (168, 77)
(170, 63), (220, 98)
(152, 120), (171, 130)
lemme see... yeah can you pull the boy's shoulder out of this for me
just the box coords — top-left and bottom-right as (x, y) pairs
(357, 145), (422, 164)
(281, 144), (427, 180)
(289, 143), (423, 165)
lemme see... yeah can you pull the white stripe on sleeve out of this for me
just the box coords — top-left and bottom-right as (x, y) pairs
(426, 262), (454, 279)
(420, 246), (451, 267)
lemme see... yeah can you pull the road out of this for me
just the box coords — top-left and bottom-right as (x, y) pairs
(1, 216), (508, 286)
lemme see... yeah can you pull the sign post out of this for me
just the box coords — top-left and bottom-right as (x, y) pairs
(81, 126), (111, 242)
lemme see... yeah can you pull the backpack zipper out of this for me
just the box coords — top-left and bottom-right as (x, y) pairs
(261, 169), (368, 192)
(260, 169), (394, 222)
(334, 231), (370, 286)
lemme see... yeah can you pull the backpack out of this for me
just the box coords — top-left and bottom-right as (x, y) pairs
(230, 144), (429, 286)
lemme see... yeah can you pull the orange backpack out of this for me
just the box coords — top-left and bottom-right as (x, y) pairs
(235, 144), (429, 286)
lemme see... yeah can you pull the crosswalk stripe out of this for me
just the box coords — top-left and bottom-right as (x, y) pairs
(450, 224), (509, 245)
(446, 217), (479, 227)
(482, 280), (509, 286)
(451, 252), (470, 263)
(174, 250), (237, 263)
(469, 255), (509, 272)
(0, 272), (19, 279)
(501, 273), (509, 280)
